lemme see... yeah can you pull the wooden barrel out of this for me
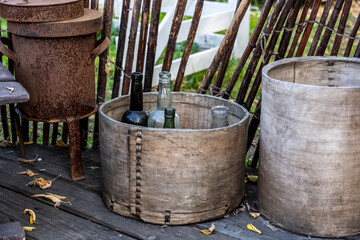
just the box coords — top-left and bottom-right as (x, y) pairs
(260, 57), (360, 237)
(99, 92), (249, 225)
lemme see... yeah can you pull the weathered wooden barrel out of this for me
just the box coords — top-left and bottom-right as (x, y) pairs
(259, 57), (360, 237)
(99, 92), (249, 225)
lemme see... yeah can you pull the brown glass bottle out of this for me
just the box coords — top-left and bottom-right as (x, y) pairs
(121, 72), (149, 126)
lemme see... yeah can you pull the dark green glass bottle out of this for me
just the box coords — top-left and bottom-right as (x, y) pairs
(163, 107), (176, 129)
(121, 72), (149, 126)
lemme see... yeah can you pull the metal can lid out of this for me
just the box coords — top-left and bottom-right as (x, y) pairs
(8, 9), (102, 38)
(0, 0), (84, 22)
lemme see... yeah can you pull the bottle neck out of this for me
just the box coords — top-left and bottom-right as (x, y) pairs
(157, 81), (172, 109)
(163, 115), (175, 128)
(130, 80), (144, 111)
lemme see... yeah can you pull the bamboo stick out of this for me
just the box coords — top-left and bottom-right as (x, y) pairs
(247, 99), (261, 150)
(197, 0), (251, 94)
(243, 0), (295, 110)
(51, 122), (58, 145)
(275, 0), (302, 60)
(112, 0), (131, 99)
(33, 122), (38, 143)
(62, 122), (68, 144)
(136, 0), (151, 72)
(331, 0), (352, 56)
(234, 0), (285, 104)
(344, 12), (360, 57)
(286, 0), (312, 58)
(295, 0), (322, 57)
(355, 42), (360, 57)
(223, 0), (275, 99)
(93, 0), (114, 147)
(121, 0), (143, 95)
(21, 118), (29, 142)
(91, 0), (99, 10)
(144, 0), (162, 92)
(316, 0), (345, 56)
(308, 0), (333, 56)
(161, 0), (188, 72)
(1, 105), (9, 140)
(43, 123), (50, 145)
(173, 0), (204, 92)
(213, 1), (243, 95)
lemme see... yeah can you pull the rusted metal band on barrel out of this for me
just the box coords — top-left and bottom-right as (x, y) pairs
(129, 128), (142, 217)
(0, 0), (84, 23)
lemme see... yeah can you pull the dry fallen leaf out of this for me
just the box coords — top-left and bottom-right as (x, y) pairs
(199, 223), (215, 235)
(32, 193), (71, 208)
(27, 175), (60, 190)
(233, 206), (246, 216)
(18, 169), (38, 177)
(0, 138), (12, 148)
(18, 155), (38, 164)
(23, 209), (36, 224)
(247, 175), (258, 183)
(23, 226), (36, 231)
(105, 57), (111, 76)
(56, 139), (69, 147)
(247, 223), (262, 234)
(6, 87), (14, 94)
(249, 212), (260, 219)
(24, 141), (34, 145)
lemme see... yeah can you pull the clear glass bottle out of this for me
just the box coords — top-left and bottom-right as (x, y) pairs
(148, 71), (180, 128)
(163, 107), (176, 129)
(121, 72), (149, 126)
(210, 106), (229, 128)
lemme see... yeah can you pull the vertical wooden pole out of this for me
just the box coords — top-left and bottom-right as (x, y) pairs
(51, 122), (58, 145)
(143, 0), (163, 92)
(173, 0), (204, 91)
(315, 0), (345, 56)
(330, 0), (352, 56)
(1, 105), (9, 140)
(308, 0), (333, 56)
(91, 0), (99, 10)
(295, 0), (322, 57)
(224, 0), (275, 98)
(112, 0), (131, 99)
(161, 0), (188, 72)
(136, 0), (151, 72)
(43, 123), (50, 145)
(33, 122), (38, 143)
(197, 0), (251, 94)
(93, 0), (114, 147)
(344, 12), (360, 57)
(21, 118), (29, 142)
(62, 122), (68, 144)
(121, 0), (143, 95)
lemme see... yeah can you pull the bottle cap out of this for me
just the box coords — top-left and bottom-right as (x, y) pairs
(164, 107), (175, 117)
(132, 72), (143, 81)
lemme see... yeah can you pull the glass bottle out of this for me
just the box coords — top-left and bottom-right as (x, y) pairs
(121, 72), (149, 126)
(147, 71), (180, 128)
(163, 107), (176, 129)
(210, 106), (229, 128)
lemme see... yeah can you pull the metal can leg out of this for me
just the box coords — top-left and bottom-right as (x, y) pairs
(14, 114), (26, 158)
(67, 117), (85, 181)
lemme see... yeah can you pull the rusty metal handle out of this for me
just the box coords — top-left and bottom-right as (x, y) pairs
(0, 39), (19, 65)
(86, 37), (111, 65)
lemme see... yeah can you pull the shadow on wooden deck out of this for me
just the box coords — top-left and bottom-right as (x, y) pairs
(0, 144), (359, 240)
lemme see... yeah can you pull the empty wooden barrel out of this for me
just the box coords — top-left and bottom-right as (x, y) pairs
(259, 57), (360, 237)
(99, 92), (249, 225)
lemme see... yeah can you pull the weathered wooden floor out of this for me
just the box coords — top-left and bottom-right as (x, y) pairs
(0, 144), (359, 240)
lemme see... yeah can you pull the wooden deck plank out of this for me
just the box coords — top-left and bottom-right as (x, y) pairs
(0, 145), (239, 240)
(1, 145), (359, 240)
(0, 186), (134, 240)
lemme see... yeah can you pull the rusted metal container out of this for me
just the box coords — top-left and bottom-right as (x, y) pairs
(5, 9), (109, 121)
(99, 92), (249, 225)
(0, 0), (84, 22)
(0, 8), (110, 181)
(260, 57), (360, 237)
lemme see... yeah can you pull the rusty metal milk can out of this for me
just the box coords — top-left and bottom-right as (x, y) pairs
(0, 1), (110, 180)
